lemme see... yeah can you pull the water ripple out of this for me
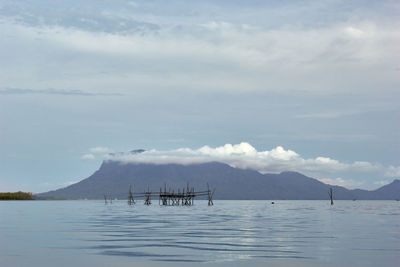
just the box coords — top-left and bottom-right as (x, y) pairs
(3, 200), (398, 265)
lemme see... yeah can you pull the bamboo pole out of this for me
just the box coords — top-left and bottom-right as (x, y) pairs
(329, 187), (334, 205)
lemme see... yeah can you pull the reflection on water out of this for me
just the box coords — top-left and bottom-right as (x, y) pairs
(1, 200), (399, 266)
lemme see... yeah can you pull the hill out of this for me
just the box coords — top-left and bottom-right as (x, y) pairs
(37, 161), (400, 200)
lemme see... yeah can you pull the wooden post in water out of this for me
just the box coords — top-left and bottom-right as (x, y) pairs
(329, 187), (334, 205)
(128, 185), (134, 205)
(192, 187), (195, 205)
(207, 183), (214, 206)
(104, 194), (108, 205)
(144, 187), (151, 205)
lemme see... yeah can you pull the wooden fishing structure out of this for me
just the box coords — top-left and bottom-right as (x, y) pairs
(128, 183), (215, 206)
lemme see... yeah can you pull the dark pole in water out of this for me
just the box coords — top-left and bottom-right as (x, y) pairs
(144, 186), (151, 205)
(329, 188), (334, 205)
(104, 194), (107, 205)
(207, 183), (214, 206)
(128, 185), (134, 205)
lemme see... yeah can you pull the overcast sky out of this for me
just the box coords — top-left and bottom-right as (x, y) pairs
(1, 0), (399, 192)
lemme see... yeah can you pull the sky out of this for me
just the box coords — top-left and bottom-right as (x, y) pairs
(0, 0), (399, 193)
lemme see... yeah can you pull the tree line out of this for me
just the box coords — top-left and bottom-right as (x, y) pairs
(0, 191), (34, 200)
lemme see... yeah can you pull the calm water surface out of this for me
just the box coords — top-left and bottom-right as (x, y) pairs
(1, 200), (399, 267)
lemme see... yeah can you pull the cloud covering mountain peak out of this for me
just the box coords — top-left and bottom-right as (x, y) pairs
(103, 142), (393, 185)
(100, 142), (400, 189)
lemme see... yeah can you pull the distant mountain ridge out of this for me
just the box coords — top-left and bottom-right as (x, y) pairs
(37, 161), (400, 200)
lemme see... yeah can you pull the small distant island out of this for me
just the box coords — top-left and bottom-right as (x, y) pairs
(0, 191), (34, 200)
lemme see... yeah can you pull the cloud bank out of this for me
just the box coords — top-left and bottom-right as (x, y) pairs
(1, 1), (399, 95)
(102, 142), (397, 188)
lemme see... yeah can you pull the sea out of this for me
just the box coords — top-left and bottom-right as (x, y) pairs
(1, 200), (399, 267)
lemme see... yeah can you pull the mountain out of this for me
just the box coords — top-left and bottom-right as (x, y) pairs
(37, 161), (400, 200)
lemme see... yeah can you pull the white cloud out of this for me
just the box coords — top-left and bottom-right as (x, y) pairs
(102, 142), (400, 190)
(81, 147), (112, 160)
(198, 21), (236, 31)
(1, 15), (398, 95)
(344, 26), (367, 39)
(89, 146), (111, 154)
(81, 153), (95, 160)
(106, 142), (384, 176)
(385, 166), (400, 178)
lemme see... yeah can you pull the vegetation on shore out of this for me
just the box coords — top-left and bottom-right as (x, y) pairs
(0, 191), (34, 200)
